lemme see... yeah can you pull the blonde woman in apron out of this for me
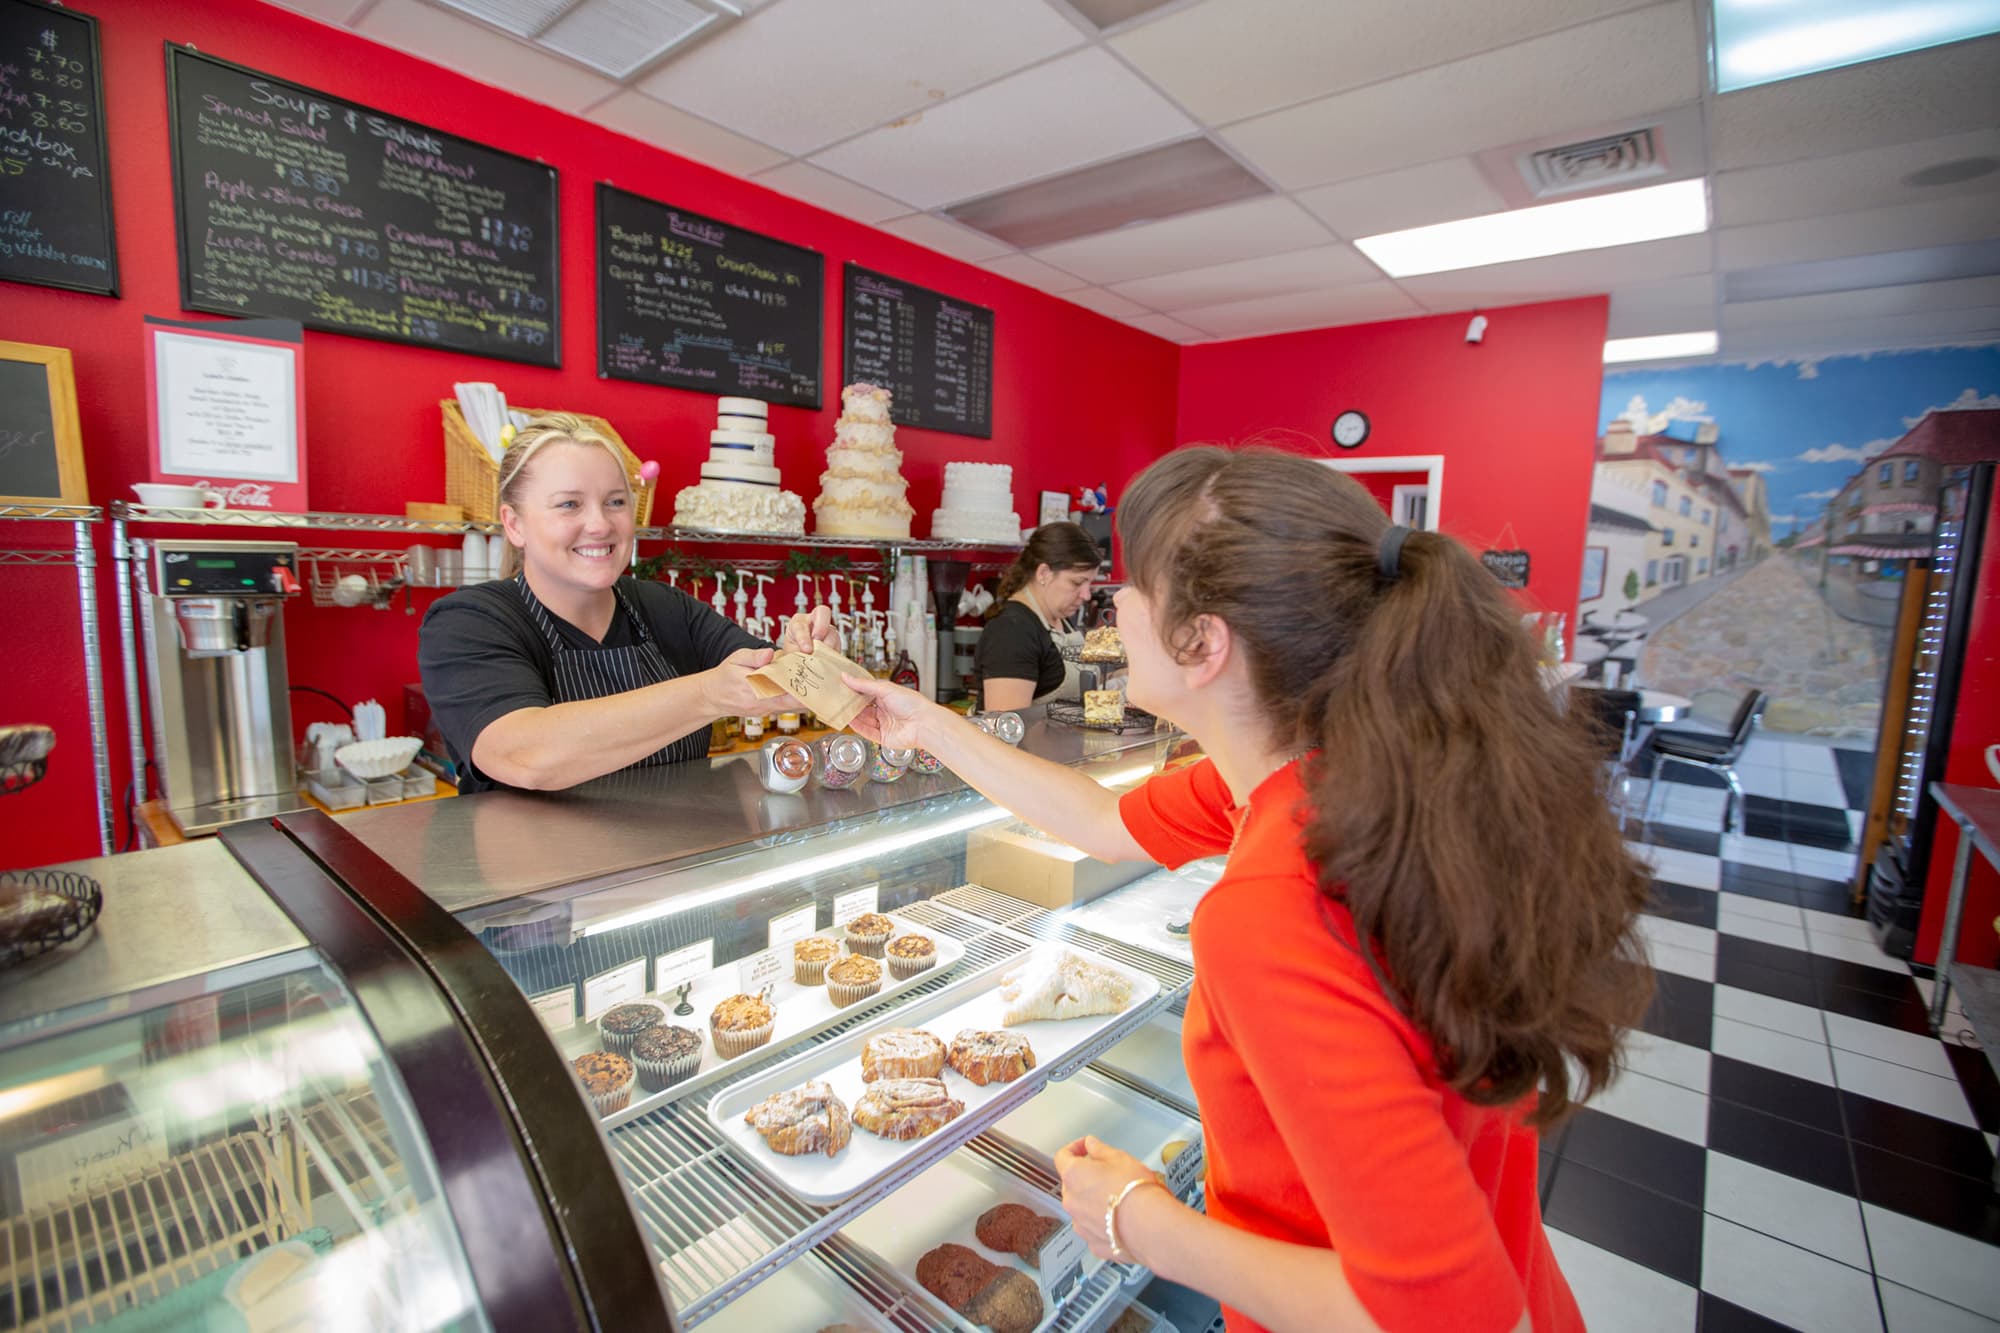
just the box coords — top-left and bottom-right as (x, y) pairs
(418, 415), (832, 792)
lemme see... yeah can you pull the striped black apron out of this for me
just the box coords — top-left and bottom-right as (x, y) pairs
(516, 575), (710, 767)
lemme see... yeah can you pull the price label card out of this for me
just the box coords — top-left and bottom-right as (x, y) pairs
(738, 947), (786, 993)
(767, 905), (816, 951)
(831, 885), (878, 928)
(17, 1112), (170, 1212)
(1040, 1225), (1088, 1306)
(529, 986), (578, 1034)
(1164, 1137), (1204, 1197)
(582, 959), (647, 1021)
(655, 939), (714, 994)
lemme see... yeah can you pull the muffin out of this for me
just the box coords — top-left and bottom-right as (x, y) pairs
(631, 1024), (704, 1092)
(710, 993), (776, 1060)
(596, 1000), (668, 1057)
(885, 933), (937, 980)
(826, 953), (884, 1008)
(793, 935), (842, 986)
(844, 913), (895, 958)
(571, 1052), (635, 1116)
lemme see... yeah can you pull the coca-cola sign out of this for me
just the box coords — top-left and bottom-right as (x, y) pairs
(190, 480), (277, 509)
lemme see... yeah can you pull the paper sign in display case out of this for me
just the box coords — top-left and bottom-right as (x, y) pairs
(2, 706), (1216, 1330)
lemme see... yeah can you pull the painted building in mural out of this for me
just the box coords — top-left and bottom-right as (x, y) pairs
(1587, 418), (1769, 613)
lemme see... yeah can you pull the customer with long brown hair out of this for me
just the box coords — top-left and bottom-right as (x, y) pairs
(848, 447), (1650, 1332)
(973, 521), (1102, 711)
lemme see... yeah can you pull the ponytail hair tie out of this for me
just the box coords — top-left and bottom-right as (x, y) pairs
(1378, 525), (1411, 581)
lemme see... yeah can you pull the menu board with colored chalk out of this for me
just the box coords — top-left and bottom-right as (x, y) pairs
(0, 0), (117, 295)
(165, 47), (559, 366)
(842, 263), (994, 439)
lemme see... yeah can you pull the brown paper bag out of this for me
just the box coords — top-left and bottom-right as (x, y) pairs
(748, 644), (875, 730)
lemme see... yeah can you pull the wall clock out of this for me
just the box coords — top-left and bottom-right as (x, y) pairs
(1332, 410), (1370, 449)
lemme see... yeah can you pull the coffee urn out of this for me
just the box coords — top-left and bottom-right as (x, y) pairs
(144, 540), (310, 836)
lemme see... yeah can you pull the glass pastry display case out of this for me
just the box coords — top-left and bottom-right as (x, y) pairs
(5, 711), (1217, 1331)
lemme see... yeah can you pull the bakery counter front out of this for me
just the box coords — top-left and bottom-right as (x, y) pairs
(1, 714), (1210, 1331)
(327, 712), (1209, 1332)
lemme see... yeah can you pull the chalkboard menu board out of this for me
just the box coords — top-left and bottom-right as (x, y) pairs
(166, 47), (560, 366)
(843, 264), (993, 439)
(0, 342), (85, 505)
(596, 185), (822, 408)
(0, 0), (116, 295)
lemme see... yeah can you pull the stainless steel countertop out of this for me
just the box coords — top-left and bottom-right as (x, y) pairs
(340, 714), (1179, 915)
(0, 840), (309, 1036)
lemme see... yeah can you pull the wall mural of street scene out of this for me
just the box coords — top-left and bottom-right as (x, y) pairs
(1591, 345), (2000, 741)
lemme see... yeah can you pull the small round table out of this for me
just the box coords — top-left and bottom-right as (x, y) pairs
(1637, 690), (1693, 724)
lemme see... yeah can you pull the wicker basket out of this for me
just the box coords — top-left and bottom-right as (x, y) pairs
(441, 399), (656, 525)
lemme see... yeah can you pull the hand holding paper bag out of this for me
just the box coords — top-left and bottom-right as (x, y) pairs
(749, 642), (876, 730)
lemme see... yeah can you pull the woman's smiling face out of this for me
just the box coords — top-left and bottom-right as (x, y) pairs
(501, 440), (633, 596)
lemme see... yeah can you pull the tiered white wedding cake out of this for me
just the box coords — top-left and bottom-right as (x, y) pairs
(672, 396), (806, 535)
(930, 462), (1021, 543)
(812, 383), (914, 539)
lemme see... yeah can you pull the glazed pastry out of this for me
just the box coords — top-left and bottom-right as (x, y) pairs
(947, 1029), (1036, 1086)
(1082, 689), (1126, 727)
(744, 1080), (851, 1157)
(916, 1244), (1043, 1333)
(851, 1077), (964, 1141)
(885, 933), (937, 980)
(998, 949), (1134, 1024)
(860, 1028), (946, 1082)
(975, 1202), (1062, 1266)
(1080, 625), (1124, 662)
(0, 881), (80, 947)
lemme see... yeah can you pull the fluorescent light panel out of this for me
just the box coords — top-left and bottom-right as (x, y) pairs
(1713, 0), (2000, 93)
(946, 137), (1268, 251)
(1353, 179), (1709, 278)
(1603, 331), (1719, 363)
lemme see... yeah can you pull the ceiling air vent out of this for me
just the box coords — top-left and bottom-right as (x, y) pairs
(1519, 128), (1666, 199)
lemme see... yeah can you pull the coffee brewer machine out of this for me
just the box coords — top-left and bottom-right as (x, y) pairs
(144, 540), (309, 836)
(927, 558), (971, 703)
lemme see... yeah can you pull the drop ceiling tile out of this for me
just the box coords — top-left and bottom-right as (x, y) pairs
(1296, 157), (1508, 240)
(638, 0), (1082, 156)
(1109, 0), (1658, 127)
(1123, 312), (1209, 342)
(1176, 281), (1426, 339)
(1719, 194), (2000, 270)
(1723, 275), (2000, 331)
(750, 162), (912, 224)
(356, 0), (618, 114)
(1064, 287), (1154, 319)
(265, 0), (369, 22)
(1029, 196), (1333, 287)
(1721, 306), (2000, 359)
(588, 90), (787, 174)
(1716, 129), (2000, 228)
(1219, 3), (1700, 190)
(1712, 33), (2000, 171)
(809, 48), (1195, 210)
(1608, 273), (1718, 338)
(980, 252), (1092, 294)
(1393, 232), (1712, 310)
(1109, 244), (1378, 311)
(876, 213), (1014, 263)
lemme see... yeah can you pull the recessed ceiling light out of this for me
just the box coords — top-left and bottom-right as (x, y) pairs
(1904, 155), (2000, 187)
(1604, 331), (1719, 364)
(1353, 179), (1709, 279)
(1712, 0), (2000, 93)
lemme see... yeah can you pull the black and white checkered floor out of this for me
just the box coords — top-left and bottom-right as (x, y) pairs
(1545, 735), (2000, 1331)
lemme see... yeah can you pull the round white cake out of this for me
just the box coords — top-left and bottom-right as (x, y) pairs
(930, 461), (1021, 544)
(672, 398), (805, 535)
(812, 383), (913, 539)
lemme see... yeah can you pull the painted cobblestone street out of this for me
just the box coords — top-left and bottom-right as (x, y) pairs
(1638, 553), (1892, 739)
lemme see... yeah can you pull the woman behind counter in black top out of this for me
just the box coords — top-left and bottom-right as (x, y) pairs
(419, 414), (831, 793)
(973, 522), (1102, 712)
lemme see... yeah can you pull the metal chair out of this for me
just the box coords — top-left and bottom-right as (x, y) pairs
(1577, 687), (1645, 825)
(1642, 689), (1769, 832)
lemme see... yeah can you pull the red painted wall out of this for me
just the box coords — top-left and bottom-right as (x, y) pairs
(1173, 298), (1611, 623)
(1915, 479), (2000, 969)
(0, 0), (1180, 868)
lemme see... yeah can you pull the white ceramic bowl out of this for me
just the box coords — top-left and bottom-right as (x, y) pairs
(334, 737), (422, 780)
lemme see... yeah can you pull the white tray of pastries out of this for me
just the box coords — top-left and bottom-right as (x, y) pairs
(552, 912), (968, 1128)
(710, 945), (1159, 1206)
(841, 1151), (1100, 1333)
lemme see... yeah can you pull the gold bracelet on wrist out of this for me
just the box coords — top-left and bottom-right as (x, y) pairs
(1105, 1177), (1159, 1263)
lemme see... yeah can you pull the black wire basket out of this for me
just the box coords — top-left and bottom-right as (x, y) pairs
(0, 868), (103, 968)
(0, 758), (49, 796)
(1045, 699), (1160, 734)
